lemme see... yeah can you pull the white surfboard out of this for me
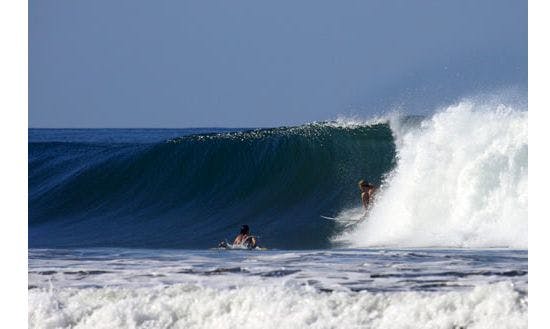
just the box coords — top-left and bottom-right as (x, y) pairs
(320, 215), (359, 223)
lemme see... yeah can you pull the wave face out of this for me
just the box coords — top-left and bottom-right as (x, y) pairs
(338, 100), (528, 248)
(29, 124), (396, 249)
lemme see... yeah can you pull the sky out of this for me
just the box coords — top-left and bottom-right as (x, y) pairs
(29, 0), (527, 128)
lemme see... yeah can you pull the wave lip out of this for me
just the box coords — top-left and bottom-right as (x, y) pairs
(339, 100), (528, 248)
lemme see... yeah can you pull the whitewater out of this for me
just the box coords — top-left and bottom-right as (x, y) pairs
(29, 248), (527, 329)
(28, 98), (528, 329)
(337, 100), (527, 249)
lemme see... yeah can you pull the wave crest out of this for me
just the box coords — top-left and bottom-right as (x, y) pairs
(337, 100), (527, 248)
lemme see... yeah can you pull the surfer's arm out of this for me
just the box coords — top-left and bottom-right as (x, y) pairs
(369, 187), (377, 199)
(233, 235), (243, 245)
(247, 236), (257, 248)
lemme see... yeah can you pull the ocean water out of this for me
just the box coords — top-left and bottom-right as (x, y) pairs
(29, 248), (526, 329)
(28, 99), (528, 328)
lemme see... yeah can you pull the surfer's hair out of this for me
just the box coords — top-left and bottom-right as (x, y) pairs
(359, 180), (374, 188)
(240, 225), (250, 235)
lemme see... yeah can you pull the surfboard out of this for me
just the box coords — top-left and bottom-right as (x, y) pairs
(213, 245), (268, 251)
(320, 215), (367, 228)
(215, 241), (268, 251)
(320, 215), (359, 223)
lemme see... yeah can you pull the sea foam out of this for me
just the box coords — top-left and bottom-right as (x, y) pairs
(29, 282), (526, 329)
(338, 100), (527, 248)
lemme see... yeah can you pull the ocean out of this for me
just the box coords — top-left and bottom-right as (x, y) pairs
(28, 100), (528, 328)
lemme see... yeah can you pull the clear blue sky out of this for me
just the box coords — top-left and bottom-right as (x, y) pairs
(29, 0), (526, 128)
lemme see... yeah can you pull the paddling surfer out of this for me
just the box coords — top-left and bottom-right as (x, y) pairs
(233, 224), (257, 249)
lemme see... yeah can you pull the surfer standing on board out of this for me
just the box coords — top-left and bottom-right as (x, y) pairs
(358, 180), (376, 212)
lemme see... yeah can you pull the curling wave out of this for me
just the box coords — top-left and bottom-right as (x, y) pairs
(337, 100), (527, 248)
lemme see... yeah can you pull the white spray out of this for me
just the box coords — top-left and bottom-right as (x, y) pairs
(338, 99), (527, 248)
